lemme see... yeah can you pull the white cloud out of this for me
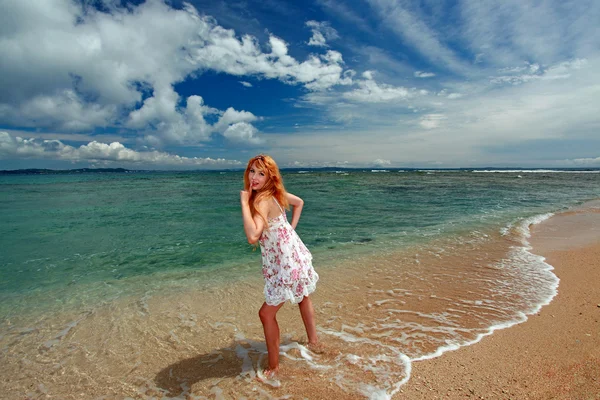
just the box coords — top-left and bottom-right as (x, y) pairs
(0, 0), (351, 149)
(269, 2), (600, 167)
(222, 122), (263, 145)
(414, 71), (435, 78)
(0, 132), (240, 168)
(419, 114), (446, 129)
(308, 31), (327, 47)
(2, 0), (600, 168)
(369, 0), (599, 80)
(459, 1), (599, 68)
(343, 78), (413, 103)
(490, 58), (588, 86)
(362, 70), (375, 80)
(306, 20), (339, 47)
(0, 129), (127, 144)
(1, 0), (198, 111)
(1, 89), (116, 131)
(373, 158), (391, 166)
(367, 0), (474, 75)
(214, 107), (260, 132)
(128, 89), (221, 145)
(186, 22), (348, 90)
(563, 157), (600, 166)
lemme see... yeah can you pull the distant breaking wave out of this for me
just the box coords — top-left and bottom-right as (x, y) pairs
(472, 169), (600, 173)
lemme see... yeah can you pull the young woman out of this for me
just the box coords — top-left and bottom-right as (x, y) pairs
(240, 154), (320, 378)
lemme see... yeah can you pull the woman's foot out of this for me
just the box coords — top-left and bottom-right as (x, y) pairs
(262, 367), (279, 379)
(307, 341), (325, 354)
(256, 367), (281, 387)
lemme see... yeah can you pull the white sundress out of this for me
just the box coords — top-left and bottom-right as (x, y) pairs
(259, 199), (319, 306)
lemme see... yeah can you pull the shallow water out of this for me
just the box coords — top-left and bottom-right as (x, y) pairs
(1, 169), (599, 398)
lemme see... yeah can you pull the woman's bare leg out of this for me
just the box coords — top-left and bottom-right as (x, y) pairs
(298, 296), (318, 345)
(259, 302), (285, 372)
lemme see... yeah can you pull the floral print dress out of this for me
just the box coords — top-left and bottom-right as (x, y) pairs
(259, 199), (319, 306)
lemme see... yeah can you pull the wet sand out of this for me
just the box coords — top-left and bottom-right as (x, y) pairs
(399, 210), (600, 399)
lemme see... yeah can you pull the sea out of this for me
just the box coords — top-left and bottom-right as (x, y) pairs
(1, 168), (599, 399)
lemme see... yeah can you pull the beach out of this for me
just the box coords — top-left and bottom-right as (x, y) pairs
(399, 208), (600, 399)
(2, 171), (600, 399)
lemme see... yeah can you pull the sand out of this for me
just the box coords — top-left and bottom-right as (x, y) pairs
(398, 210), (600, 399)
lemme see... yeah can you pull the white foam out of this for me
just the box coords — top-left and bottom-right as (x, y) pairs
(410, 315), (527, 362)
(279, 342), (314, 362)
(303, 211), (563, 398)
(319, 328), (412, 398)
(235, 344), (256, 380)
(210, 385), (226, 400)
(407, 212), (560, 365)
(255, 369), (281, 388)
(513, 212), (554, 241)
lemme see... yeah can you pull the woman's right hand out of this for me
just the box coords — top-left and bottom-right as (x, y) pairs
(240, 190), (250, 205)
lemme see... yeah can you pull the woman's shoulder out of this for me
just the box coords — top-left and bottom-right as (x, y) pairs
(255, 195), (274, 209)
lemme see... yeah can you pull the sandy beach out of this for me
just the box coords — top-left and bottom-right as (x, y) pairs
(399, 209), (600, 399)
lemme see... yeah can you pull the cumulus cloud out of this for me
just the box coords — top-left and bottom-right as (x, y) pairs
(214, 108), (259, 132)
(222, 122), (263, 144)
(0, 0), (351, 149)
(306, 20), (340, 47)
(0, 132), (240, 168)
(362, 70), (375, 80)
(0, 89), (117, 131)
(129, 90), (227, 145)
(186, 22), (348, 90)
(3, 0), (599, 168)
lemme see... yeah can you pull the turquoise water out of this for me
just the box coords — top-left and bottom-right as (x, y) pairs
(1, 170), (599, 318)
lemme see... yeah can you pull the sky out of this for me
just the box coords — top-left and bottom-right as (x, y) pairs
(1, 0), (599, 170)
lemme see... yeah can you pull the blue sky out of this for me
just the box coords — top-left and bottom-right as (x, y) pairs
(1, 0), (599, 169)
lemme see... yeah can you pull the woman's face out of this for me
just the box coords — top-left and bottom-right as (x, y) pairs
(248, 162), (268, 191)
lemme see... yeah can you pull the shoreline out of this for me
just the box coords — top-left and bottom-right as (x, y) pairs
(398, 208), (600, 399)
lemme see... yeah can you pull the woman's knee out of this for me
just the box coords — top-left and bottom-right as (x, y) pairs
(259, 305), (275, 322)
(298, 296), (311, 307)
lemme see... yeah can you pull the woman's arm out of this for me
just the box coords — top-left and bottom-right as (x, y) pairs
(240, 191), (268, 244)
(285, 192), (304, 230)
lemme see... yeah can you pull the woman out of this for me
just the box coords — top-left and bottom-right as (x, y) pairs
(239, 154), (320, 378)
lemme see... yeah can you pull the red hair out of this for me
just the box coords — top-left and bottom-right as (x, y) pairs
(244, 154), (289, 227)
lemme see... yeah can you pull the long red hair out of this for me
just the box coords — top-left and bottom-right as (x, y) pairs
(244, 154), (289, 227)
